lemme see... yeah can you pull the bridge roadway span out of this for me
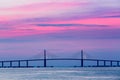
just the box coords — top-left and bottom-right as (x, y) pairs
(0, 50), (119, 68)
(0, 58), (120, 68)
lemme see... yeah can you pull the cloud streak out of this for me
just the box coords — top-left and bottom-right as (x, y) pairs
(35, 24), (108, 27)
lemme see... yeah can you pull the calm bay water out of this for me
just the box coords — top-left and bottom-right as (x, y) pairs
(0, 67), (120, 80)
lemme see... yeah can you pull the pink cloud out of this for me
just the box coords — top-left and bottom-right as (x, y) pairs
(0, 2), (88, 21)
(1, 16), (120, 38)
(0, 24), (77, 38)
(49, 18), (120, 28)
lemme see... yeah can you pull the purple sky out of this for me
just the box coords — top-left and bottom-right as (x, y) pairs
(0, 0), (120, 60)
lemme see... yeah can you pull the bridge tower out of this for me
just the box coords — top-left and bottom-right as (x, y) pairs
(44, 49), (47, 67)
(81, 49), (84, 67)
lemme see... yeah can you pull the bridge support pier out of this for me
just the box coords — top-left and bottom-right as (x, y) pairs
(104, 60), (106, 67)
(26, 60), (29, 67)
(110, 61), (112, 67)
(18, 61), (21, 67)
(10, 61), (12, 67)
(117, 61), (119, 67)
(2, 61), (4, 68)
(97, 60), (99, 67)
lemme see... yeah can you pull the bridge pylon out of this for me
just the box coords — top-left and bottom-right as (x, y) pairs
(44, 49), (47, 67)
(81, 49), (84, 67)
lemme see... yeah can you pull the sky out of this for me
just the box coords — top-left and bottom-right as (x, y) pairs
(0, 0), (120, 60)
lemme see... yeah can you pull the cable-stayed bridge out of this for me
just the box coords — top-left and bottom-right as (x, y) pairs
(0, 50), (120, 68)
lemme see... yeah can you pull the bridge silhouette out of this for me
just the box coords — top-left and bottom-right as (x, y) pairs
(0, 50), (120, 68)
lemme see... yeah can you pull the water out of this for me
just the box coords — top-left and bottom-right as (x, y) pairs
(0, 67), (120, 80)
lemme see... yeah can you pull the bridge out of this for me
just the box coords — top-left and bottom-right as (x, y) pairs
(0, 50), (120, 68)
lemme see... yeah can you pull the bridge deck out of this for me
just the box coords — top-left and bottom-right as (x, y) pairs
(0, 50), (119, 68)
(0, 58), (120, 68)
